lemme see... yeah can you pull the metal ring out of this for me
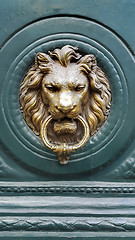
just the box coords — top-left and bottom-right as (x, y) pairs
(41, 115), (90, 164)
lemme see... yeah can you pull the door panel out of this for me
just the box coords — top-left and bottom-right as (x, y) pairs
(0, 0), (135, 239)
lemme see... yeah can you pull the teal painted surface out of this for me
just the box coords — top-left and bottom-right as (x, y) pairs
(0, 2), (135, 180)
(2, 232), (135, 239)
(0, 0), (135, 54)
(0, 0), (135, 239)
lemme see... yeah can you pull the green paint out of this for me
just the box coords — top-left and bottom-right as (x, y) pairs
(0, 0), (135, 238)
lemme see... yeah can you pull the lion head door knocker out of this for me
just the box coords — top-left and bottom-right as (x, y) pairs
(20, 45), (111, 164)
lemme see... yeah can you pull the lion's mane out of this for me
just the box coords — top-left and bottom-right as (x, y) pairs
(20, 45), (111, 137)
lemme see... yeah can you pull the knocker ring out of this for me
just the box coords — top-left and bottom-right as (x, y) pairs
(41, 115), (90, 164)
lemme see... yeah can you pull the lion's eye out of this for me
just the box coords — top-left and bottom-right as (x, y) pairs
(45, 85), (59, 92)
(75, 85), (85, 91)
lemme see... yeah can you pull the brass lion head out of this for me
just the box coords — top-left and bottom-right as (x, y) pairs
(20, 45), (111, 164)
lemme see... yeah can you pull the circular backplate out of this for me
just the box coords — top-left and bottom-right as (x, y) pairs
(0, 16), (135, 175)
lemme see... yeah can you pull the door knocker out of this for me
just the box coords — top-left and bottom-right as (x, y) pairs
(20, 45), (111, 164)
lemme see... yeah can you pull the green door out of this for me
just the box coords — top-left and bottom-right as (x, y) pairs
(0, 0), (135, 239)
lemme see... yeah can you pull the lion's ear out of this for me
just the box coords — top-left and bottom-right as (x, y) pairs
(78, 54), (97, 74)
(35, 52), (53, 72)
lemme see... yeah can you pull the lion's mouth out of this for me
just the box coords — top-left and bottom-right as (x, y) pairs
(54, 117), (77, 134)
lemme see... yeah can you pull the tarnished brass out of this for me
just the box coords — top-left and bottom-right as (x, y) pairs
(41, 115), (90, 164)
(20, 45), (111, 164)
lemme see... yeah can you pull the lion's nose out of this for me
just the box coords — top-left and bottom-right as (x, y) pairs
(57, 93), (74, 113)
(57, 105), (74, 113)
